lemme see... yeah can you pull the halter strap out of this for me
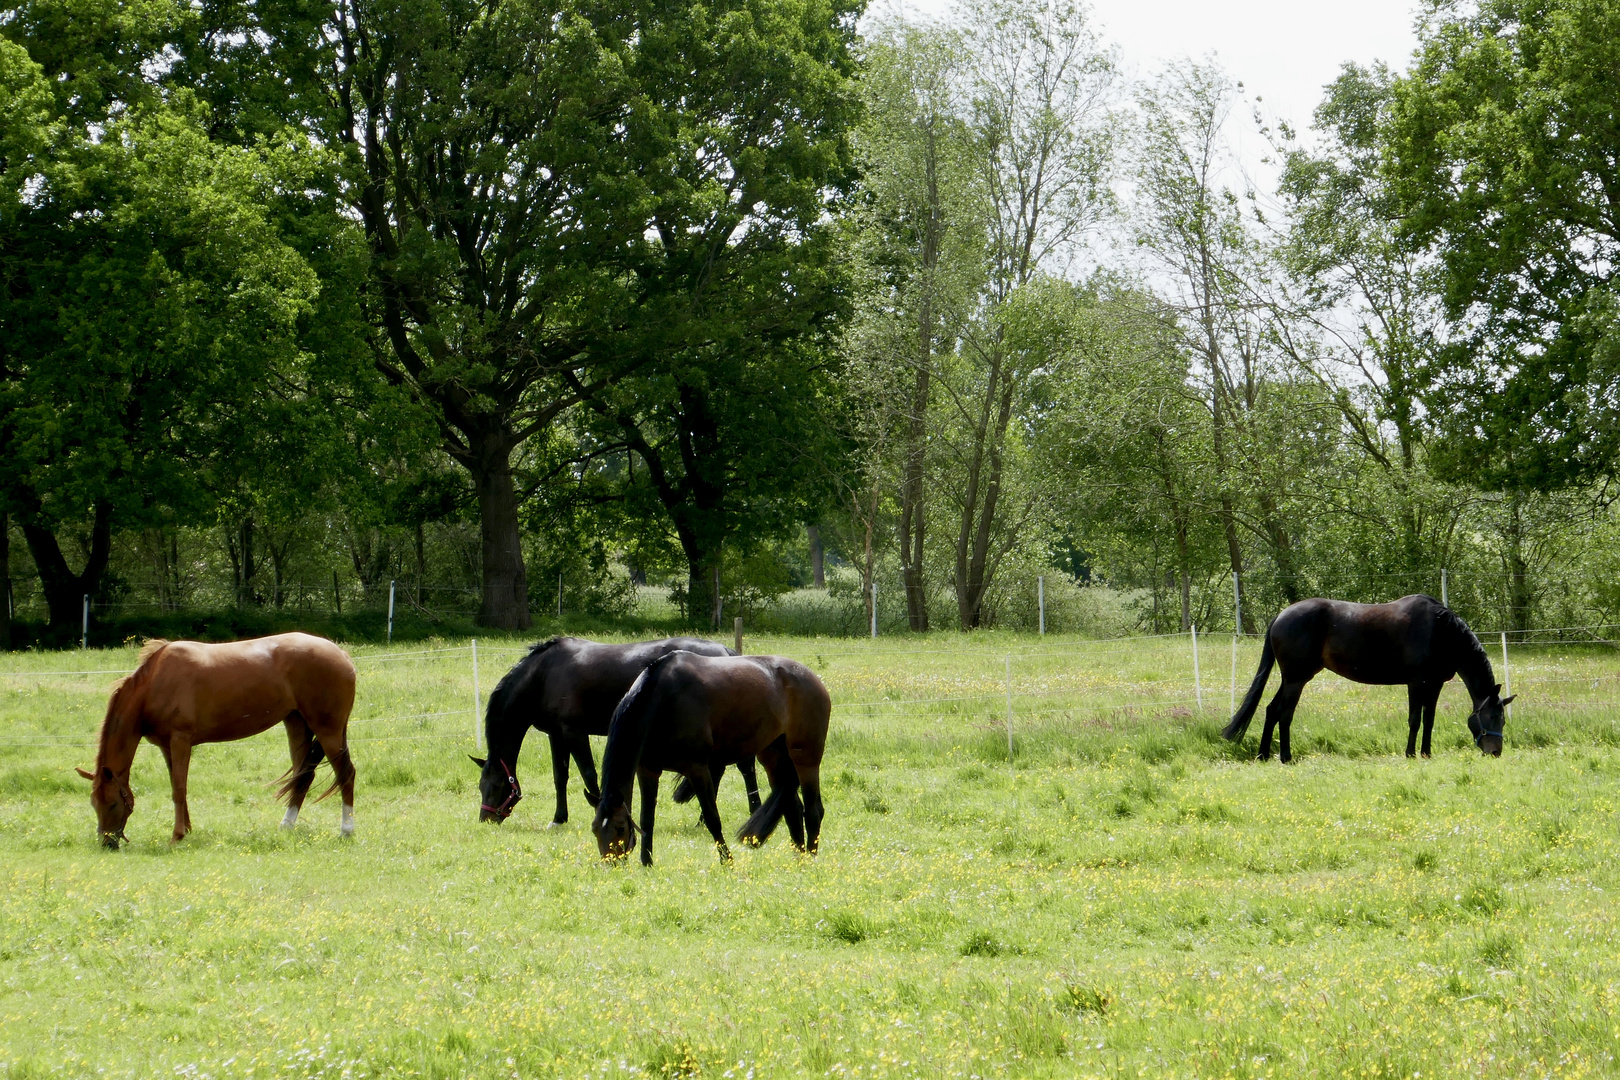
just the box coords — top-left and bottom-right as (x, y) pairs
(481, 759), (522, 820)
(1474, 726), (1503, 749)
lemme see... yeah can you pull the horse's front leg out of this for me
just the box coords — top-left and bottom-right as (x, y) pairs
(165, 736), (193, 842)
(636, 768), (660, 867)
(1419, 684), (1442, 758)
(565, 731), (602, 809)
(1405, 684), (1423, 758)
(547, 733), (571, 825)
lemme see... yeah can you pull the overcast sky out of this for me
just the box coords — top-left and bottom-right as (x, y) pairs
(885, 0), (1425, 142)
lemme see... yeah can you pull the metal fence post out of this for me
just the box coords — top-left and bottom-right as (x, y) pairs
(82, 594), (89, 649)
(387, 580), (396, 644)
(1005, 655), (1014, 760)
(1038, 576), (1045, 636)
(1192, 624), (1202, 712)
(870, 583), (878, 639)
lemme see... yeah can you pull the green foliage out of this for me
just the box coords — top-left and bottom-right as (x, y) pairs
(1385, 0), (1620, 490)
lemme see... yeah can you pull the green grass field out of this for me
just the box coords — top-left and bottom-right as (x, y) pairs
(3, 632), (1619, 1079)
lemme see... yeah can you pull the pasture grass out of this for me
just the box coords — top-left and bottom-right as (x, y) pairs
(2, 631), (1619, 1078)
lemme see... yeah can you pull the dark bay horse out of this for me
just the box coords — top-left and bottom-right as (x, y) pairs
(76, 634), (357, 848)
(1223, 594), (1514, 763)
(471, 637), (761, 825)
(592, 651), (830, 866)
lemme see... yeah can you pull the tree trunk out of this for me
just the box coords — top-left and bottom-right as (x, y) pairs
(21, 501), (113, 635)
(808, 524), (825, 589)
(471, 433), (531, 630)
(0, 510), (10, 651)
(955, 351), (1019, 629)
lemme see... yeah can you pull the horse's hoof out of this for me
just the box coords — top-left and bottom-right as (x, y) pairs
(717, 845), (734, 863)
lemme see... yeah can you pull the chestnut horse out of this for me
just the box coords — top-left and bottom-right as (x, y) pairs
(1223, 594), (1514, 763)
(592, 651), (830, 866)
(76, 634), (357, 848)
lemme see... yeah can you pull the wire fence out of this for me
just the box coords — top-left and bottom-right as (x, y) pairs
(3, 622), (1617, 752)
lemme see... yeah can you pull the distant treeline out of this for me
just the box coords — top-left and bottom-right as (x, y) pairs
(4, 0), (1619, 646)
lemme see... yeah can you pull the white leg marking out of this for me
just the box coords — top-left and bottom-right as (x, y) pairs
(281, 806), (300, 829)
(340, 803), (355, 836)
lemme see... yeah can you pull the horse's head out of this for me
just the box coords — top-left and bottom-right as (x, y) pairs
(1467, 684), (1514, 757)
(470, 755), (521, 823)
(76, 765), (134, 848)
(591, 799), (637, 861)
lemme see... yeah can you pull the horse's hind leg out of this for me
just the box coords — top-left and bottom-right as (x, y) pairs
(737, 757), (763, 813)
(792, 756), (822, 854)
(308, 718), (356, 836)
(280, 713), (325, 828)
(1272, 680), (1308, 764)
(684, 766), (733, 863)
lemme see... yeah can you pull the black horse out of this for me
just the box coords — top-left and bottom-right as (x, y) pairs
(1223, 594), (1514, 762)
(471, 637), (761, 825)
(592, 651), (831, 866)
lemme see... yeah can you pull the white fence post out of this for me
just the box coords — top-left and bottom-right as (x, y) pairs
(1441, 568), (1449, 608)
(1038, 576), (1045, 636)
(82, 594), (89, 649)
(1232, 571), (1242, 637)
(870, 583), (878, 639)
(1230, 633), (1238, 715)
(1005, 655), (1014, 760)
(471, 637), (481, 748)
(387, 580), (396, 644)
(1192, 625), (1202, 712)
(1500, 631), (1512, 720)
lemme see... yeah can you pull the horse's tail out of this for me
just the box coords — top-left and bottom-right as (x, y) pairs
(313, 743), (354, 803)
(273, 729), (326, 802)
(671, 777), (696, 803)
(737, 738), (798, 846)
(1222, 626), (1275, 742)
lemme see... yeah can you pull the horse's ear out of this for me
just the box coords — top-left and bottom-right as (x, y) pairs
(1493, 683), (1502, 695)
(1501, 694), (1517, 706)
(469, 755), (487, 769)
(75, 767), (95, 781)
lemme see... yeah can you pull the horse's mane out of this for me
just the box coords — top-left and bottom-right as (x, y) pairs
(483, 637), (565, 745)
(598, 651), (682, 809)
(1437, 605), (1494, 692)
(96, 639), (171, 768)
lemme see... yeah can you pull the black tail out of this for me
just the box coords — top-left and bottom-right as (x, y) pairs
(672, 777), (696, 803)
(737, 787), (793, 846)
(1222, 628), (1275, 742)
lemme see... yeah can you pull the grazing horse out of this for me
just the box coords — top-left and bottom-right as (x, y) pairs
(592, 651), (830, 866)
(1223, 594), (1514, 763)
(76, 634), (357, 848)
(471, 637), (761, 825)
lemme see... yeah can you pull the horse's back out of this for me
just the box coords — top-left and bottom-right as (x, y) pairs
(523, 636), (731, 732)
(1273, 594), (1447, 685)
(146, 634), (354, 739)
